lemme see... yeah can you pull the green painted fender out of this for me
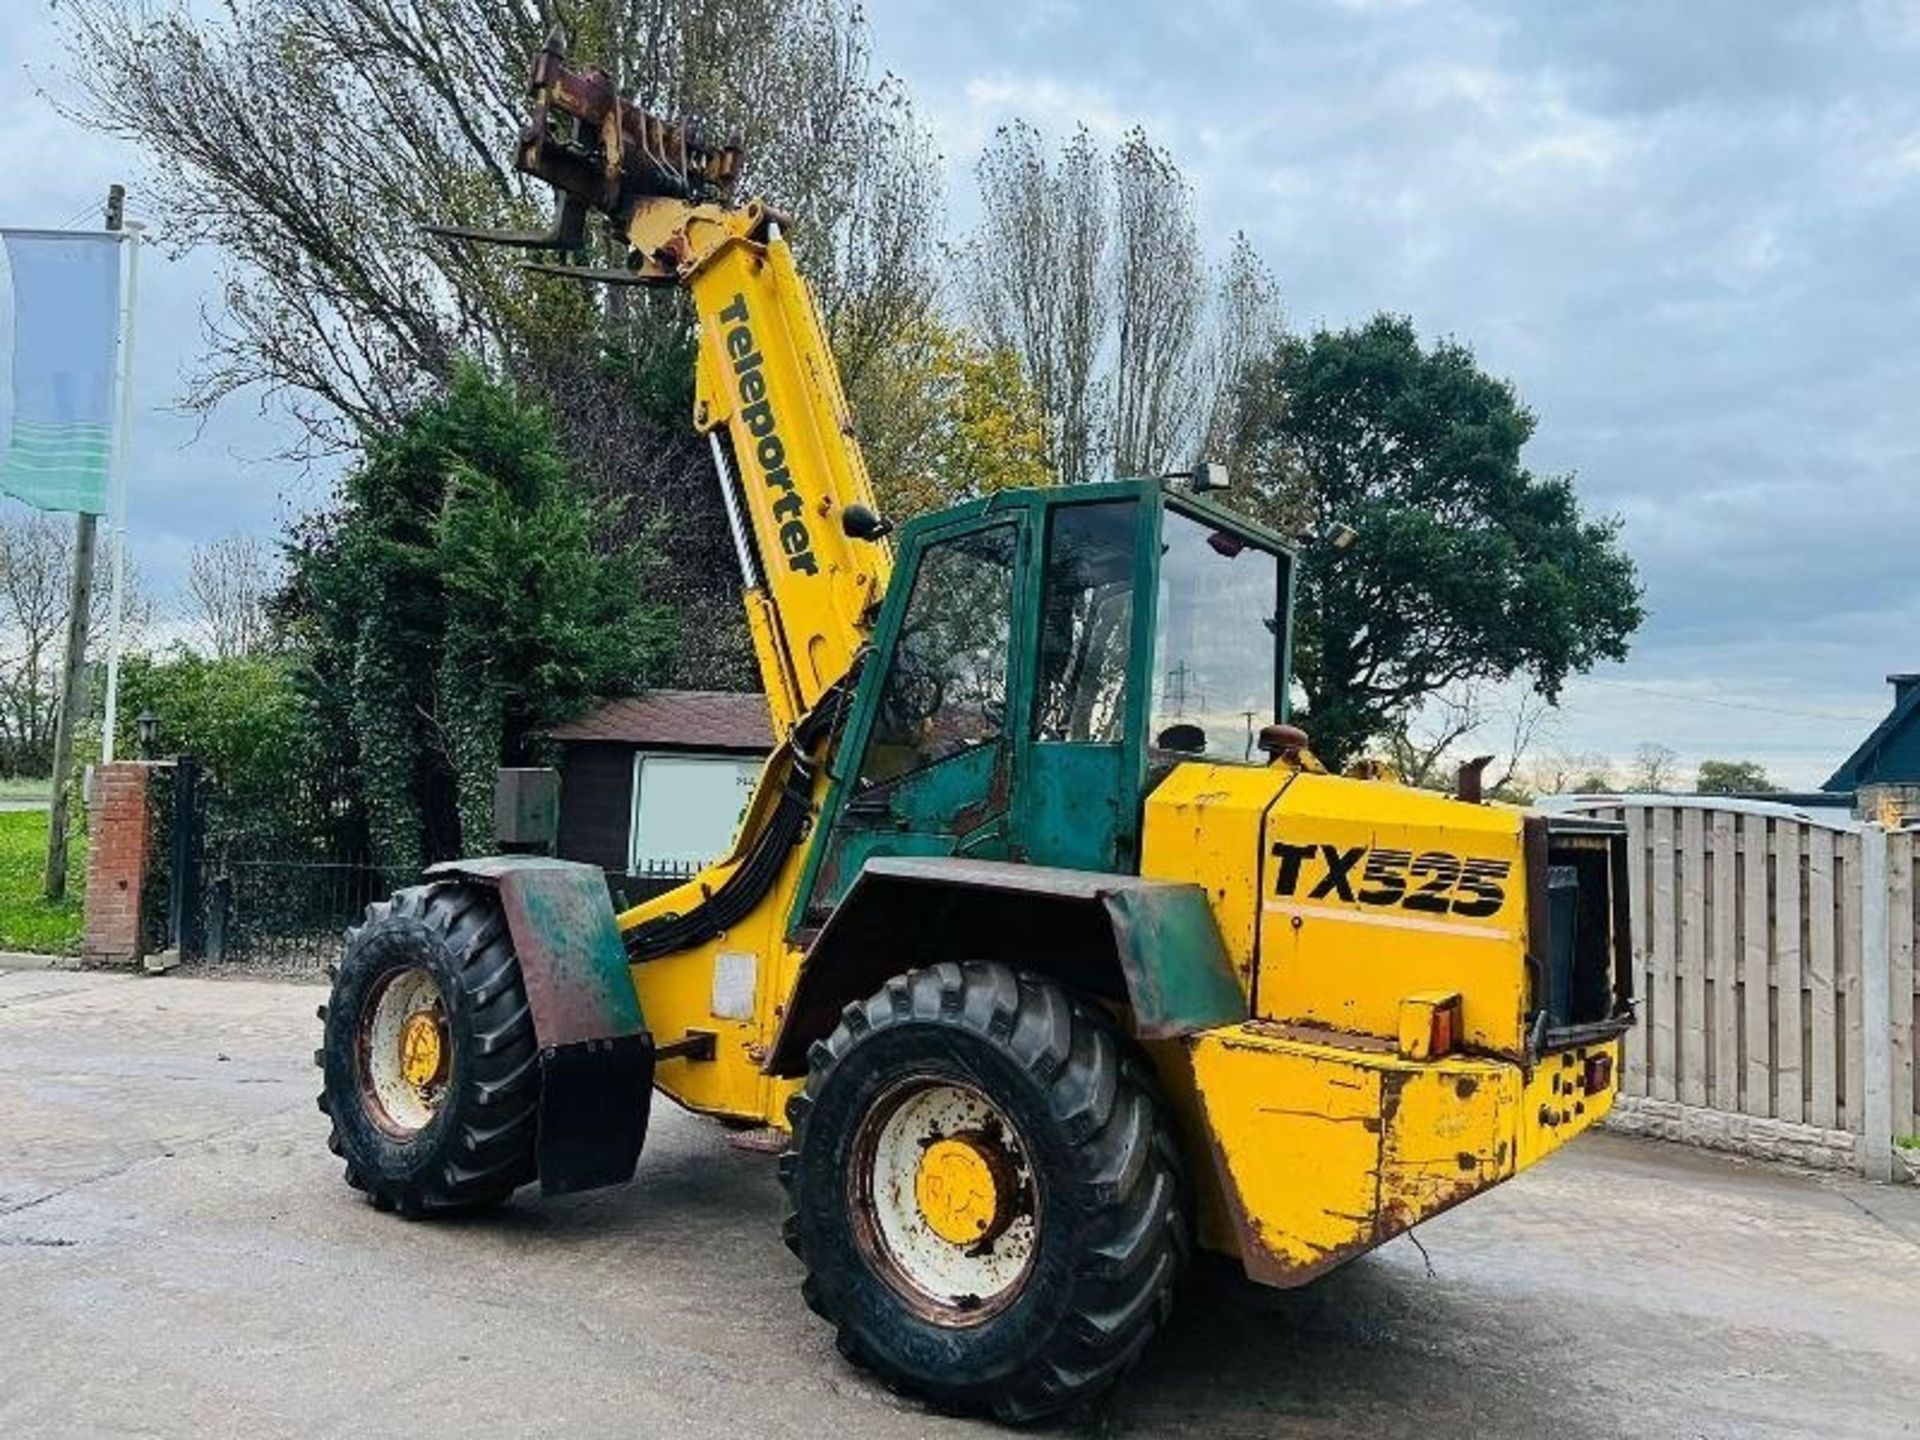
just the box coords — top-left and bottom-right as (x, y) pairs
(768, 855), (1247, 1076)
(424, 856), (651, 1196)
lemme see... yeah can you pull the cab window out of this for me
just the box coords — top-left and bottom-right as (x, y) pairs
(857, 523), (1018, 787)
(1032, 500), (1138, 744)
(1150, 506), (1283, 762)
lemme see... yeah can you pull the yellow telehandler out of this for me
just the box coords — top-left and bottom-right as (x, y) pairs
(317, 31), (1634, 1422)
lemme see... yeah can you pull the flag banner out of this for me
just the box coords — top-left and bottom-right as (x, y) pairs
(0, 231), (123, 515)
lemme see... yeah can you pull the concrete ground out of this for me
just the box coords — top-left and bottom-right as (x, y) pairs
(2, 969), (1915, 1440)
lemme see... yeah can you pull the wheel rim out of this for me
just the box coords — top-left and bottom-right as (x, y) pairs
(850, 1077), (1040, 1325)
(358, 965), (450, 1136)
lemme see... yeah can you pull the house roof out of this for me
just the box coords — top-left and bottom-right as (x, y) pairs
(548, 689), (774, 753)
(1824, 675), (1920, 792)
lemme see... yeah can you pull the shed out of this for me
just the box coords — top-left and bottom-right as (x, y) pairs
(1823, 673), (1920, 820)
(549, 690), (774, 903)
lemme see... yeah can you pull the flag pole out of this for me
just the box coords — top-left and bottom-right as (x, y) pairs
(41, 184), (121, 901)
(99, 220), (142, 765)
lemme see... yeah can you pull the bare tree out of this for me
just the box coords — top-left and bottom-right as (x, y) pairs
(0, 511), (149, 776)
(1627, 742), (1680, 793)
(1385, 686), (1484, 789)
(1195, 233), (1284, 464)
(0, 514), (73, 776)
(58, 0), (942, 688)
(1384, 683), (1551, 796)
(1109, 129), (1203, 474)
(58, 0), (940, 444)
(967, 123), (1111, 488)
(1524, 749), (1620, 794)
(186, 534), (278, 659)
(966, 122), (1277, 488)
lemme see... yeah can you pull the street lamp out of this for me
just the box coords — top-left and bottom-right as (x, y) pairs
(136, 710), (159, 761)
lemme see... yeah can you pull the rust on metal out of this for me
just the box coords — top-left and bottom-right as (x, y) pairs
(1198, 1048), (1512, 1289)
(518, 26), (740, 220)
(1455, 753), (1494, 804)
(426, 856), (642, 1047)
(1257, 723), (1310, 763)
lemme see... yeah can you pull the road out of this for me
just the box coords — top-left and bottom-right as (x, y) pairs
(2, 967), (1916, 1440)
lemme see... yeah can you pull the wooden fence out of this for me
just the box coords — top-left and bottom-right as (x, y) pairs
(1575, 799), (1916, 1177)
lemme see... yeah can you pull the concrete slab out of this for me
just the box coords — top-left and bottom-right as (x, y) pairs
(2, 973), (1916, 1439)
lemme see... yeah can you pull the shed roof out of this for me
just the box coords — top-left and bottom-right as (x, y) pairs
(1824, 673), (1920, 791)
(548, 689), (774, 753)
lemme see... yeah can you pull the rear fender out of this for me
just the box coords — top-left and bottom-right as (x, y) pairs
(767, 856), (1246, 1076)
(425, 856), (652, 1195)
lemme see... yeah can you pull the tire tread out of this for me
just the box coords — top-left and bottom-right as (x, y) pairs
(779, 961), (1186, 1423)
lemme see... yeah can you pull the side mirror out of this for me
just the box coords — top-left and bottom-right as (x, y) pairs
(1161, 460), (1231, 492)
(1191, 460), (1231, 493)
(841, 503), (893, 542)
(1154, 723), (1208, 754)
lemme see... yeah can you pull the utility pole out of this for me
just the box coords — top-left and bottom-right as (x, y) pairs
(43, 183), (121, 900)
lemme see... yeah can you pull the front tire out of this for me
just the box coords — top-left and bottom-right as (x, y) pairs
(779, 962), (1187, 1423)
(316, 882), (539, 1216)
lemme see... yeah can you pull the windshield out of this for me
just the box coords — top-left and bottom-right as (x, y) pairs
(1150, 505), (1285, 763)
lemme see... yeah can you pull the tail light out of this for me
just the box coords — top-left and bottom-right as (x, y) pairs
(1582, 1052), (1614, 1095)
(1397, 991), (1463, 1061)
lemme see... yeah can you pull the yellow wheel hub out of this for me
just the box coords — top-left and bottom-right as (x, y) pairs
(914, 1136), (1006, 1246)
(399, 1009), (447, 1093)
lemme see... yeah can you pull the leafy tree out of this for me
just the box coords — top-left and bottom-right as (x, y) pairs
(114, 652), (311, 809)
(277, 365), (672, 871)
(857, 321), (1053, 521)
(1231, 315), (1642, 766)
(1697, 758), (1779, 795)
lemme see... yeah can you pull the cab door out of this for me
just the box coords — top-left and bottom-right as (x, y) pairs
(1014, 495), (1151, 873)
(805, 515), (1027, 911)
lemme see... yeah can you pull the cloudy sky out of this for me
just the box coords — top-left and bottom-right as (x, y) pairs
(4, 0), (1917, 786)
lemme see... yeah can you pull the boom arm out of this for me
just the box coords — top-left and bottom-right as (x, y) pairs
(502, 30), (892, 735)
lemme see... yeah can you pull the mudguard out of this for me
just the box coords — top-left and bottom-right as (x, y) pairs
(425, 856), (652, 1195)
(768, 855), (1247, 1075)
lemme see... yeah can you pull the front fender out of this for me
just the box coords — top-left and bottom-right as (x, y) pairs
(424, 856), (653, 1195)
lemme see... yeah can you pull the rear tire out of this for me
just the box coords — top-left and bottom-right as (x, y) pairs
(316, 882), (539, 1216)
(779, 962), (1187, 1423)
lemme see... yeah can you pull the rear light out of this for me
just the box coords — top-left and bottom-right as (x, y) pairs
(1582, 1052), (1613, 1095)
(1397, 991), (1463, 1061)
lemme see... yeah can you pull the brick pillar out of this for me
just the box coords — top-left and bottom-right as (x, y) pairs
(82, 761), (156, 967)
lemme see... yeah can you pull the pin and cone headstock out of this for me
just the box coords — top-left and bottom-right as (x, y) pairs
(426, 26), (746, 281)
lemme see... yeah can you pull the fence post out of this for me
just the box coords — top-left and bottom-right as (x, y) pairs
(1861, 823), (1893, 1182)
(206, 873), (231, 963)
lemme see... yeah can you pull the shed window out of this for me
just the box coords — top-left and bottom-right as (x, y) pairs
(628, 753), (760, 875)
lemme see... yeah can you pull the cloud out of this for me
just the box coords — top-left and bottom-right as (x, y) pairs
(866, 0), (1920, 786)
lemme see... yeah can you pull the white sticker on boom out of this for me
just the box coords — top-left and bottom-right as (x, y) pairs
(712, 951), (758, 1021)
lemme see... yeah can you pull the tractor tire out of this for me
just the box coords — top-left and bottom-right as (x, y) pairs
(316, 882), (539, 1217)
(779, 962), (1187, 1423)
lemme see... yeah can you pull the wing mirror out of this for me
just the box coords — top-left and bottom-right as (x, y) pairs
(841, 503), (893, 542)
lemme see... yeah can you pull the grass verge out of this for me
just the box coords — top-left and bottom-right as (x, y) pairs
(0, 809), (85, 954)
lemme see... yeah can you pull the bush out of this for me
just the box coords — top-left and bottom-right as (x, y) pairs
(114, 651), (310, 805)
